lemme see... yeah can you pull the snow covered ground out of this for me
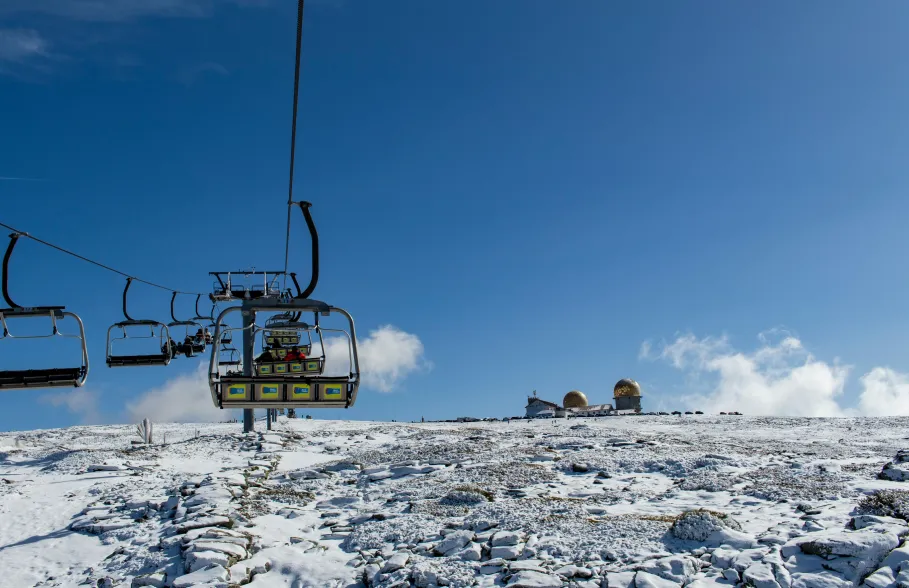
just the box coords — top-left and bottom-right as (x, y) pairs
(2, 415), (909, 588)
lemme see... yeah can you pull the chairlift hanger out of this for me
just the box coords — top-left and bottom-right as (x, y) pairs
(106, 277), (173, 368)
(0, 233), (89, 390)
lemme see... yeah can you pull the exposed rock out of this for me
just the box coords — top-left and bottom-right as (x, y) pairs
(363, 564), (381, 586)
(711, 548), (739, 569)
(131, 573), (166, 588)
(556, 564), (593, 579)
(742, 563), (781, 588)
(634, 571), (681, 588)
(881, 463), (909, 482)
(507, 570), (563, 587)
(456, 542), (482, 561)
(883, 544), (909, 571)
(411, 561), (441, 588)
(323, 461), (361, 472)
(288, 469), (330, 480)
(790, 572), (853, 588)
(490, 543), (524, 560)
(433, 530), (474, 556)
(607, 571), (638, 588)
(172, 564), (229, 588)
(732, 549), (769, 573)
(492, 531), (522, 547)
(853, 516), (909, 531)
(797, 530), (900, 564)
(185, 550), (230, 573)
(381, 551), (409, 573)
(862, 567), (896, 588)
(176, 516), (232, 534)
(637, 555), (699, 583)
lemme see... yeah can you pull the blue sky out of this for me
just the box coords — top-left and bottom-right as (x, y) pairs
(2, 1), (909, 431)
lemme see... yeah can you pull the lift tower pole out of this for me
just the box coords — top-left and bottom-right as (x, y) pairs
(242, 307), (255, 433)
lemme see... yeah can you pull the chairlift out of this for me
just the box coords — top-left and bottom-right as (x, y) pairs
(209, 301), (358, 409)
(191, 294), (215, 346)
(168, 293), (205, 358)
(207, 202), (359, 409)
(255, 315), (324, 376)
(262, 312), (314, 355)
(0, 233), (89, 390)
(106, 278), (172, 367)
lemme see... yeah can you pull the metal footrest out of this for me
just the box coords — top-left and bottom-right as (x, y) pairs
(214, 376), (352, 408)
(0, 367), (85, 389)
(107, 354), (170, 367)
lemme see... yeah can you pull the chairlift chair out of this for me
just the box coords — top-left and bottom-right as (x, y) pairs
(0, 233), (89, 390)
(168, 293), (205, 358)
(209, 271), (288, 303)
(208, 300), (358, 409)
(106, 278), (173, 367)
(206, 202), (359, 410)
(191, 294), (216, 345)
(255, 315), (323, 377)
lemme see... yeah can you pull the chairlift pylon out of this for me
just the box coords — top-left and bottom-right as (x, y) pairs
(0, 233), (89, 390)
(106, 278), (173, 367)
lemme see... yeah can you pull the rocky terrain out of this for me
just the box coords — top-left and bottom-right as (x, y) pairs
(1, 416), (908, 588)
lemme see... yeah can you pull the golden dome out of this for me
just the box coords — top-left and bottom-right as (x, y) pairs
(614, 378), (641, 397)
(563, 390), (588, 409)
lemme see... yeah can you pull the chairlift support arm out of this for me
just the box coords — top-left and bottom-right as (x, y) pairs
(2, 233), (22, 310)
(296, 202), (319, 299)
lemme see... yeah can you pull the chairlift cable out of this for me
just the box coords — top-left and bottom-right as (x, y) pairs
(282, 0), (306, 290)
(0, 220), (201, 295)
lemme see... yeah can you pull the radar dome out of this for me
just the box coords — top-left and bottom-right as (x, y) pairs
(614, 379), (641, 398)
(563, 390), (588, 409)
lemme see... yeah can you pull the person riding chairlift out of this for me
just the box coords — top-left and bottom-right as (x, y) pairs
(256, 348), (275, 363)
(162, 338), (179, 357)
(283, 347), (306, 362)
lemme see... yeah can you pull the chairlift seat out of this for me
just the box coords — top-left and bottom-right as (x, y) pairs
(0, 306), (66, 318)
(107, 354), (170, 367)
(0, 367), (86, 389)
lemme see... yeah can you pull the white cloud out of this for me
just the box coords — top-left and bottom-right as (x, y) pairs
(0, 29), (48, 62)
(858, 367), (909, 417)
(39, 388), (101, 424)
(645, 330), (850, 417)
(126, 363), (226, 423)
(314, 325), (429, 393)
(645, 329), (909, 416)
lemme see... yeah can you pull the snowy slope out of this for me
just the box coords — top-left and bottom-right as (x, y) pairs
(1, 416), (909, 588)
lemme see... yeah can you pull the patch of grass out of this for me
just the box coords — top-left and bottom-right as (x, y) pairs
(856, 490), (909, 521)
(452, 485), (494, 502)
